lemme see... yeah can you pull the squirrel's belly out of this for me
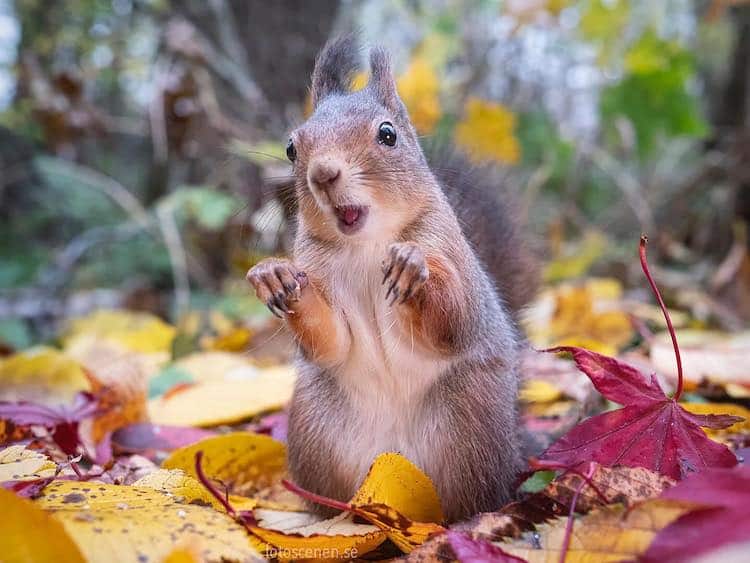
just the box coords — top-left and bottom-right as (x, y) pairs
(330, 285), (450, 483)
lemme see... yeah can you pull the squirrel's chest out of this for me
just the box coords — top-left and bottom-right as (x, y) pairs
(325, 246), (448, 403)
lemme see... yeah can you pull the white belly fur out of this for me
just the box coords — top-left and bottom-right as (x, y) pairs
(324, 242), (451, 479)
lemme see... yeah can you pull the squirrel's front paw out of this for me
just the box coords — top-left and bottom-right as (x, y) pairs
(246, 258), (308, 318)
(381, 242), (429, 305)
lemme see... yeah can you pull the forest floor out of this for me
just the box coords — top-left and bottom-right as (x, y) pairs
(1, 240), (749, 562)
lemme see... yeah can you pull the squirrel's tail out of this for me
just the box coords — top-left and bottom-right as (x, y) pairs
(427, 147), (540, 314)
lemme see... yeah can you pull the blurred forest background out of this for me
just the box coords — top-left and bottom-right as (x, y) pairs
(1, 0), (749, 349)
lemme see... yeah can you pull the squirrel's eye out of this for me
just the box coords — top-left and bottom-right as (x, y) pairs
(286, 138), (297, 162)
(377, 122), (397, 147)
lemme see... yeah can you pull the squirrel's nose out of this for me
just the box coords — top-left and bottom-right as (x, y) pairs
(309, 160), (342, 192)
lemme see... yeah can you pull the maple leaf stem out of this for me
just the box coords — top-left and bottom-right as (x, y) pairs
(528, 458), (609, 504)
(558, 462), (596, 563)
(639, 235), (683, 401)
(193, 450), (237, 517)
(281, 478), (353, 513)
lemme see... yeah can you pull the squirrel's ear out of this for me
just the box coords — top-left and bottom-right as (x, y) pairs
(310, 35), (360, 108)
(368, 47), (406, 116)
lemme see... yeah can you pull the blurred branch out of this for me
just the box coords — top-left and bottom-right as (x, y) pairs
(208, 0), (249, 71)
(156, 200), (190, 317)
(588, 146), (655, 234)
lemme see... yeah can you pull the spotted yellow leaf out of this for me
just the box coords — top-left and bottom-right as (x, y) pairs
(34, 480), (260, 562)
(0, 445), (57, 484)
(0, 488), (85, 563)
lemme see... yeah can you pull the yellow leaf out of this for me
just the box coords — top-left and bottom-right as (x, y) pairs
(350, 452), (443, 524)
(251, 510), (385, 560)
(162, 432), (286, 497)
(397, 57), (441, 134)
(527, 279), (634, 353)
(680, 402), (750, 438)
(134, 469), (220, 508)
(162, 544), (203, 563)
(148, 364), (295, 426)
(63, 309), (176, 354)
(34, 480), (260, 562)
(454, 97), (520, 164)
(350, 71), (369, 92)
(500, 499), (695, 562)
(544, 231), (607, 282)
(0, 445), (57, 484)
(0, 347), (90, 406)
(349, 452), (445, 552)
(0, 488), (85, 563)
(520, 379), (562, 403)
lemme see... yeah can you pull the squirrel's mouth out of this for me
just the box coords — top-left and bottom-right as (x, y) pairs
(333, 204), (369, 235)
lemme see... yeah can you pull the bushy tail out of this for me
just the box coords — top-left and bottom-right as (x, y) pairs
(428, 148), (540, 313)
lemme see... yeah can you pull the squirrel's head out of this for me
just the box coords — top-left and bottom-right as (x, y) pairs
(287, 36), (432, 242)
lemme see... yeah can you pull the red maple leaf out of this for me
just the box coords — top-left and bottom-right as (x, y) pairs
(540, 347), (740, 480)
(540, 237), (742, 480)
(640, 466), (750, 562)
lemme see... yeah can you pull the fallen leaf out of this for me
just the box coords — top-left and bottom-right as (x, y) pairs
(541, 347), (740, 480)
(62, 309), (176, 355)
(446, 530), (525, 563)
(680, 402), (750, 439)
(148, 365), (295, 426)
(34, 480), (260, 562)
(0, 392), (99, 455)
(251, 509), (386, 560)
(0, 488), (85, 563)
(0, 445), (57, 484)
(112, 423), (216, 457)
(0, 347), (90, 406)
(520, 380), (562, 403)
(499, 499), (695, 562)
(283, 452), (445, 553)
(651, 330), (750, 385)
(134, 468), (219, 509)
(642, 466), (750, 562)
(162, 432), (286, 497)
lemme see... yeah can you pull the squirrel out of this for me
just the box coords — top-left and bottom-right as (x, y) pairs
(246, 36), (538, 523)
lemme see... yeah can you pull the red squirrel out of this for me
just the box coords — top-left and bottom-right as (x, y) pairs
(247, 36), (538, 522)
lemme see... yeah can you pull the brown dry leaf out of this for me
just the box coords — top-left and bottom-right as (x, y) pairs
(499, 499), (697, 562)
(148, 363), (295, 427)
(651, 330), (750, 384)
(0, 488), (85, 563)
(162, 432), (286, 497)
(0, 347), (91, 406)
(0, 445), (57, 484)
(543, 464), (676, 512)
(71, 340), (149, 444)
(34, 480), (261, 562)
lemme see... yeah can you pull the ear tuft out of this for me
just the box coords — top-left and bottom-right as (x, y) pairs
(368, 47), (404, 114)
(310, 34), (361, 108)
